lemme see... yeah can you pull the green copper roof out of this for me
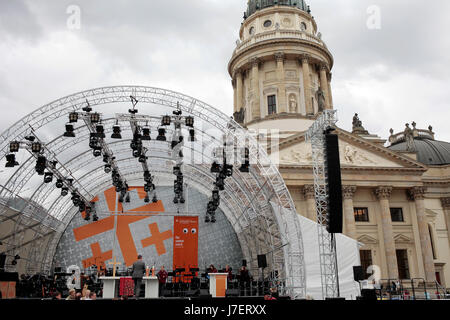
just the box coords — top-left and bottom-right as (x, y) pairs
(245, 0), (310, 19)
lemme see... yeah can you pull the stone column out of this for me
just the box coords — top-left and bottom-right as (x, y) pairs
(327, 72), (333, 109)
(236, 70), (243, 113)
(232, 78), (237, 114)
(342, 186), (357, 239)
(374, 186), (399, 280)
(250, 58), (261, 120)
(300, 55), (313, 115)
(275, 52), (287, 113)
(302, 185), (316, 221)
(441, 197), (450, 247)
(319, 64), (331, 110)
(409, 187), (436, 282)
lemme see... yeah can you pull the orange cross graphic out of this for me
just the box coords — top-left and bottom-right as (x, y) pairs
(82, 242), (112, 270)
(141, 223), (173, 256)
(73, 187), (165, 267)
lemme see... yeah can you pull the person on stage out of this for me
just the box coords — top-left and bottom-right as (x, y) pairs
(225, 265), (233, 282)
(131, 255), (146, 298)
(157, 265), (168, 297)
(207, 264), (218, 274)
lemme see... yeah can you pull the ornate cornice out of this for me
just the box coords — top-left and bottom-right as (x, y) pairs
(440, 197), (450, 209)
(275, 52), (285, 62)
(250, 57), (260, 67)
(342, 186), (357, 199)
(374, 186), (393, 200)
(302, 185), (315, 199)
(407, 186), (427, 201)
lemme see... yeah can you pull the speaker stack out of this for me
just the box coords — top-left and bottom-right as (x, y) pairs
(324, 129), (343, 234)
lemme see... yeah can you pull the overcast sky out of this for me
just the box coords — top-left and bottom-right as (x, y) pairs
(1, 0), (449, 143)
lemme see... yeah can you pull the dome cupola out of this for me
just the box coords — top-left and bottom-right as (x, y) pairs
(245, 0), (311, 19)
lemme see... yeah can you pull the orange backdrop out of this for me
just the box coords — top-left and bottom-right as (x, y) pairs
(173, 216), (198, 279)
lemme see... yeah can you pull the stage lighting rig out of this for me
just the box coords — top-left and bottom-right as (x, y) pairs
(31, 142), (42, 153)
(239, 147), (250, 173)
(35, 156), (47, 175)
(142, 126), (151, 140)
(82, 100), (93, 113)
(104, 164), (112, 173)
(69, 112), (78, 123)
(111, 123), (122, 139)
(157, 128), (167, 141)
(61, 187), (69, 197)
(43, 172), (54, 184)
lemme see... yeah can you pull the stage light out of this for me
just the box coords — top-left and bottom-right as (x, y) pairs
(111, 125), (122, 139)
(173, 109), (182, 116)
(133, 149), (141, 158)
(180, 196), (185, 204)
(64, 124), (75, 138)
(84, 212), (91, 221)
(96, 125), (105, 138)
(161, 115), (171, 126)
(31, 142), (42, 153)
(24, 136), (35, 142)
(211, 162), (220, 173)
(9, 141), (20, 153)
(118, 194), (124, 203)
(125, 193), (130, 203)
(138, 155), (147, 163)
(141, 127), (151, 140)
(144, 195), (150, 203)
(104, 164), (112, 173)
(211, 215), (216, 223)
(225, 164), (233, 177)
(93, 148), (102, 157)
(69, 112), (78, 123)
(11, 259), (17, 266)
(103, 155), (109, 163)
(35, 156), (46, 175)
(157, 128), (167, 141)
(185, 116), (194, 127)
(5, 154), (19, 168)
(173, 197), (179, 204)
(92, 214), (98, 222)
(212, 190), (219, 201)
(239, 148), (250, 173)
(82, 102), (92, 113)
(189, 129), (195, 142)
(90, 113), (100, 123)
(204, 215), (210, 223)
(55, 179), (64, 188)
(44, 172), (53, 183)
(152, 195), (158, 203)
(61, 187), (69, 197)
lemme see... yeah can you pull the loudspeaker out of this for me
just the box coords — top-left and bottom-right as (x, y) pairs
(242, 259), (247, 267)
(257, 255), (267, 269)
(324, 131), (343, 234)
(0, 254), (6, 270)
(361, 289), (377, 301)
(353, 266), (364, 282)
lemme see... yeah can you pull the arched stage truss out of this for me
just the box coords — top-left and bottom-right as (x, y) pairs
(0, 86), (306, 299)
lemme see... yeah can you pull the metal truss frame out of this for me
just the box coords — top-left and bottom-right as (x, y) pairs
(305, 110), (339, 299)
(0, 86), (306, 299)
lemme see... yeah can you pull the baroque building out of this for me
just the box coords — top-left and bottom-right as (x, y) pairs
(229, 0), (450, 287)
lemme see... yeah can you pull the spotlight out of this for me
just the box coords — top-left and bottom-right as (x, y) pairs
(84, 213), (91, 221)
(9, 141), (20, 153)
(204, 215), (210, 223)
(92, 214), (98, 222)
(180, 196), (185, 204)
(144, 184), (150, 192)
(125, 194), (130, 203)
(55, 179), (64, 188)
(152, 195), (158, 203)
(103, 155), (109, 163)
(5, 154), (19, 168)
(69, 112), (78, 123)
(138, 155), (147, 163)
(111, 125), (122, 139)
(31, 142), (42, 153)
(90, 113), (100, 123)
(189, 129), (195, 142)
(157, 128), (167, 141)
(133, 149), (141, 158)
(104, 164), (112, 173)
(225, 164), (233, 177)
(144, 195), (150, 203)
(24, 136), (35, 142)
(61, 187), (69, 197)
(161, 115), (171, 126)
(239, 148), (250, 173)
(211, 162), (220, 173)
(35, 156), (46, 175)
(211, 215), (216, 223)
(44, 172), (53, 183)
(93, 148), (102, 157)
(64, 124), (75, 138)
(128, 108), (138, 114)
(118, 194), (124, 203)
(141, 127), (151, 141)
(185, 116), (194, 127)
(173, 197), (179, 204)
(96, 125), (105, 138)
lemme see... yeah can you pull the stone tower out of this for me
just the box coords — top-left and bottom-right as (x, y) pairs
(229, 0), (334, 132)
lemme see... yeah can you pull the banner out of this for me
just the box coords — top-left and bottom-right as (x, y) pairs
(173, 216), (198, 281)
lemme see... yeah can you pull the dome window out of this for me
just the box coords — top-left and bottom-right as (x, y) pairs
(301, 22), (307, 31)
(263, 20), (272, 28)
(249, 26), (255, 35)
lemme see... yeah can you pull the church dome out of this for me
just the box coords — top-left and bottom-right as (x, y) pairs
(245, 0), (310, 19)
(388, 125), (450, 166)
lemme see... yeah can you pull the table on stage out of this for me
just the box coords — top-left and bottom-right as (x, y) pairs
(209, 273), (228, 298)
(99, 276), (120, 299)
(143, 276), (159, 298)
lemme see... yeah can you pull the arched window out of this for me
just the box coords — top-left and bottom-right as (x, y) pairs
(301, 22), (307, 31)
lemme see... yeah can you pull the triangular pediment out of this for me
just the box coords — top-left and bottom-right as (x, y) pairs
(358, 235), (378, 245)
(270, 127), (427, 170)
(394, 234), (413, 244)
